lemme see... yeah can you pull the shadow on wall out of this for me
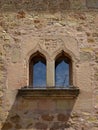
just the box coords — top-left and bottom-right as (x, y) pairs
(1, 92), (77, 130)
(0, 0), (70, 12)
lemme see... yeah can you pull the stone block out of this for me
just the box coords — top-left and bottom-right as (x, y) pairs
(17, 11), (26, 19)
(10, 114), (21, 123)
(50, 122), (68, 130)
(2, 122), (13, 130)
(3, 44), (11, 53)
(34, 122), (48, 129)
(57, 113), (69, 122)
(0, 91), (3, 97)
(11, 46), (21, 63)
(87, 38), (95, 43)
(92, 33), (98, 37)
(95, 53), (98, 63)
(80, 52), (91, 61)
(26, 123), (33, 129)
(0, 98), (2, 106)
(38, 99), (56, 111)
(22, 99), (38, 112)
(56, 100), (74, 111)
(41, 114), (54, 121)
(15, 123), (22, 129)
(87, 0), (98, 8)
(70, 0), (86, 9)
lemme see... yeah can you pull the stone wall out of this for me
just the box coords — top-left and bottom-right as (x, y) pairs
(0, 0), (98, 130)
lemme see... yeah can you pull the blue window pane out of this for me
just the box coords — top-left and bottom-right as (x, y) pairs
(33, 61), (46, 87)
(55, 60), (69, 87)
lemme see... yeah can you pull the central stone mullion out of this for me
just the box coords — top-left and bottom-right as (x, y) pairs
(47, 61), (55, 87)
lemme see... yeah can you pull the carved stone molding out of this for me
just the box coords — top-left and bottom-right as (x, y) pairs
(38, 35), (79, 61)
(18, 86), (80, 99)
(26, 35), (79, 62)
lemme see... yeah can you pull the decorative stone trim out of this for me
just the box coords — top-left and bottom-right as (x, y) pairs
(18, 86), (79, 99)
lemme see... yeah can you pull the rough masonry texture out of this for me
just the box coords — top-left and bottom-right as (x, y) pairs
(0, 0), (98, 130)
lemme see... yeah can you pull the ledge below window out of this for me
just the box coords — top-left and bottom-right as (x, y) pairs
(18, 86), (80, 99)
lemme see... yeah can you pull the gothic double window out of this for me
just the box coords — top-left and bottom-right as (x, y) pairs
(29, 51), (72, 88)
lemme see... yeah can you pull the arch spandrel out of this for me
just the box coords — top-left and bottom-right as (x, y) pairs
(26, 35), (79, 63)
(26, 44), (50, 63)
(39, 36), (64, 59)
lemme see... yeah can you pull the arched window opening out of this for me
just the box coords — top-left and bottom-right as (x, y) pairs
(55, 52), (72, 87)
(20, 50), (79, 98)
(29, 52), (46, 88)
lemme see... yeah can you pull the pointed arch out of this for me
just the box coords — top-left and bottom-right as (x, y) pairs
(26, 44), (50, 63)
(29, 51), (46, 87)
(55, 51), (73, 87)
(52, 46), (79, 62)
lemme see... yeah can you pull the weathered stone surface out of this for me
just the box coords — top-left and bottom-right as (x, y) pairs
(80, 52), (91, 61)
(50, 122), (69, 130)
(57, 113), (69, 122)
(87, 0), (98, 8)
(15, 123), (22, 129)
(3, 44), (11, 52)
(70, 0), (86, 9)
(38, 99), (55, 111)
(0, 91), (3, 97)
(95, 53), (98, 63)
(0, 1), (98, 130)
(0, 98), (2, 106)
(26, 123), (33, 129)
(41, 114), (54, 121)
(34, 122), (48, 129)
(56, 100), (74, 111)
(0, 0), (88, 12)
(11, 46), (21, 63)
(17, 11), (26, 19)
(2, 122), (13, 130)
(10, 114), (20, 123)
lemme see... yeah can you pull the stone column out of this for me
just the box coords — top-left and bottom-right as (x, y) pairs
(47, 61), (55, 87)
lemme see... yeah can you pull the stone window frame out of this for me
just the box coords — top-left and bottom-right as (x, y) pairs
(55, 51), (73, 87)
(19, 49), (79, 98)
(29, 50), (73, 88)
(29, 51), (46, 87)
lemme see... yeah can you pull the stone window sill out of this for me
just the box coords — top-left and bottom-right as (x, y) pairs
(18, 86), (79, 99)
